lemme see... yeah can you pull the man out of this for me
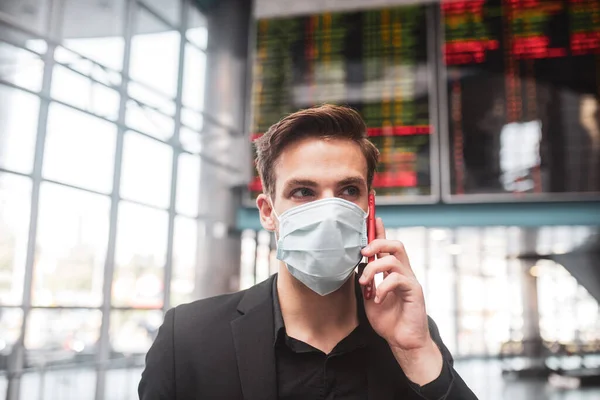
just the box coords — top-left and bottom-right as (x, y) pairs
(139, 105), (477, 399)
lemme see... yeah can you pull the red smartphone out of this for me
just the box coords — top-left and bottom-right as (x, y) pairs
(367, 193), (376, 263)
(362, 193), (376, 300)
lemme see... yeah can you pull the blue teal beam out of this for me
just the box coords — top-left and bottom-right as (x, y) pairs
(237, 201), (600, 230)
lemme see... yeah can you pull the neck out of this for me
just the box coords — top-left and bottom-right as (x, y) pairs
(277, 264), (359, 353)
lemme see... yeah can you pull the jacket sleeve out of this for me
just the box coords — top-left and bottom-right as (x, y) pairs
(138, 308), (176, 400)
(424, 316), (479, 400)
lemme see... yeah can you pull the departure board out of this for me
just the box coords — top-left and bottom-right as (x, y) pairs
(249, 5), (434, 201)
(444, 0), (600, 197)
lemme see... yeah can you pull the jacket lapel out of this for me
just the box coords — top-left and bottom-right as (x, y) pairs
(231, 275), (278, 400)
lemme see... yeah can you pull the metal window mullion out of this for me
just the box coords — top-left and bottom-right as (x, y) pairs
(0, 77), (171, 134)
(0, 9), (185, 105)
(478, 228), (488, 356)
(94, 0), (136, 398)
(136, 0), (178, 31)
(0, 79), (234, 167)
(450, 229), (461, 357)
(185, 39), (207, 55)
(0, 168), (31, 180)
(0, 305), (163, 311)
(0, 78), (241, 173)
(6, 0), (63, 397)
(163, 0), (189, 313)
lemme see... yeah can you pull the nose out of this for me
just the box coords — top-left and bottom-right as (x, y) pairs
(321, 189), (335, 199)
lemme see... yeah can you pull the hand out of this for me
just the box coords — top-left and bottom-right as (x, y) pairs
(359, 218), (443, 385)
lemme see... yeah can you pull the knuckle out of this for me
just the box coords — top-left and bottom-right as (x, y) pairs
(390, 272), (403, 285)
(394, 241), (406, 252)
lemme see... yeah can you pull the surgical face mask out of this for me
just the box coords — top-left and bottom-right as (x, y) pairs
(271, 197), (368, 296)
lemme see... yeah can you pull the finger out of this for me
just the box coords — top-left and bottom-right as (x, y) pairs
(358, 263), (375, 300)
(361, 239), (410, 265)
(374, 218), (390, 258)
(375, 217), (386, 240)
(358, 255), (414, 285)
(362, 278), (375, 301)
(374, 272), (419, 304)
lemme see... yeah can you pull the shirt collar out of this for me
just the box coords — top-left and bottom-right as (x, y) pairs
(272, 270), (370, 348)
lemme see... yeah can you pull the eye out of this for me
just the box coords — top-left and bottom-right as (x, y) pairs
(290, 187), (315, 199)
(341, 186), (360, 197)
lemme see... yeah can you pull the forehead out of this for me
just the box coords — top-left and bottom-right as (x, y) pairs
(274, 137), (368, 188)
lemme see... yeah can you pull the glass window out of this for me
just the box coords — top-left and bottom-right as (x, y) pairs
(53, 46), (122, 87)
(0, 38), (45, 92)
(25, 309), (102, 367)
(537, 260), (597, 343)
(481, 227), (507, 277)
(0, 308), (24, 356)
(459, 276), (484, 312)
(179, 127), (203, 154)
(125, 99), (175, 140)
(181, 107), (204, 130)
(458, 313), (485, 355)
(105, 367), (144, 400)
(0, 85), (39, 174)
(50, 65), (120, 120)
(482, 276), (511, 355)
(456, 228), (481, 273)
(255, 230), (272, 283)
(240, 230), (257, 290)
(33, 183), (110, 307)
(21, 368), (96, 400)
(0, 0), (50, 34)
(113, 202), (168, 307)
(60, 0), (126, 71)
(176, 153), (200, 217)
(393, 228), (426, 291)
(44, 103), (117, 193)
(182, 44), (206, 112)
(0, 174), (31, 305)
(141, 0), (181, 27)
(426, 228), (456, 354)
(187, 6), (208, 49)
(120, 132), (173, 209)
(171, 216), (199, 306)
(130, 7), (180, 99)
(110, 310), (163, 358)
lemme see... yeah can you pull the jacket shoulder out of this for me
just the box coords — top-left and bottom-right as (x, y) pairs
(170, 275), (275, 333)
(173, 290), (245, 329)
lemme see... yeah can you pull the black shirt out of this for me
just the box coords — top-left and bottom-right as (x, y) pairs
(272, 276), (453, 400)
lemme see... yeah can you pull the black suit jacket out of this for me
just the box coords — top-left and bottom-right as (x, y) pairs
(139, 274), (478, 399)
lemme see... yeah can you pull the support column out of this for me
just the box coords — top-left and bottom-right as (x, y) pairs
(196, 0), (251, 298)
(519, 228), (544, 373)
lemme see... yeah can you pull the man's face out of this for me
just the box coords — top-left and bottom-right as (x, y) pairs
(257, 137), (369, 232)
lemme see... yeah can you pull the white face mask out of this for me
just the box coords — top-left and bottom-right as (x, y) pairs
(271, 197), (368, 296)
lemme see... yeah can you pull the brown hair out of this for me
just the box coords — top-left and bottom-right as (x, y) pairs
(255, 104), (380, 197)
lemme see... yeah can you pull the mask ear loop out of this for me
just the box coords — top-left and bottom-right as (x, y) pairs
(268, 197), (280, 221)
(268, 197), (281, 241)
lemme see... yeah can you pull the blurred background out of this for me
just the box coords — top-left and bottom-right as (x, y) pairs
(0, 0), (599, 399)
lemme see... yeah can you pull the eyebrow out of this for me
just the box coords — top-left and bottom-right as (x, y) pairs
(282, 179), (318, 194)
(336, 177), (367, 188)
(281, 176), (367, 194)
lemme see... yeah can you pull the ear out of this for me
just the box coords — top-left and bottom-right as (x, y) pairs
(256, 193), (277, 231)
